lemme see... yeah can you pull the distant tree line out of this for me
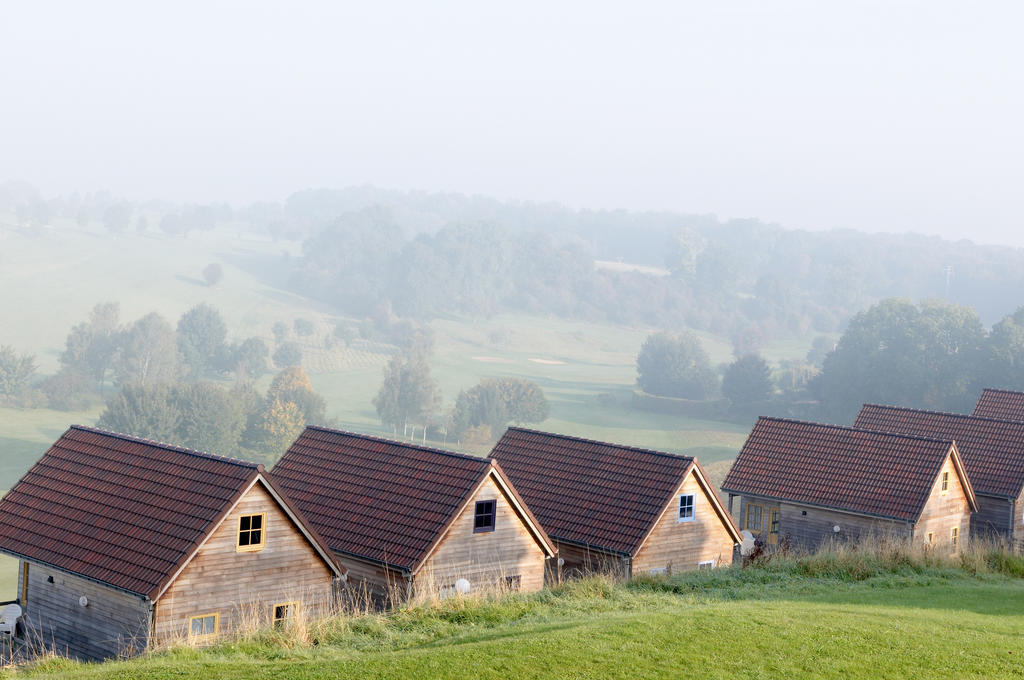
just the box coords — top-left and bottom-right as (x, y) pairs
(97, 366), (324, 461)
(634, 332), (775, 420)
(811, 298), (1024, 423)
(10, 182), (1024, 349)
(30, 302), (271, 410)
(633, 298), (1024, 426)
(0, 300), (334, 461)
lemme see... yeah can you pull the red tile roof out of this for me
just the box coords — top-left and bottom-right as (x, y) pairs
(490, 427), (738, 556)
(271, 427), (502, 572)
(855, 404), (1024, 499)
(722, 418), (960, 521)
(0, 426), (264, 598)
(972, 389), (1024, 422)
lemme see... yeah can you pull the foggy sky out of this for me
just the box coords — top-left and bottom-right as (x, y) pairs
(1, 1), (1022, 245)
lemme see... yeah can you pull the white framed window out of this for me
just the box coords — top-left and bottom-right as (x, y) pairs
(649, 567), (668, 575)
(678, 494), (695, 522)
(698, 560), (715, 570)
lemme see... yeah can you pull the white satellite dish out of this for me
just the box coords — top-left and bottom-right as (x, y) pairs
(739, 530), (755, 556)
(454, 578), (471, 595)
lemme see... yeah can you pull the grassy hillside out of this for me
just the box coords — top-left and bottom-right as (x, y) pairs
(12, 566), (1024, 679)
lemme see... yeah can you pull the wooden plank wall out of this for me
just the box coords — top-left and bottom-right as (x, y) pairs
(554, 542), (627, 579)
(21, 562), (150, 661)
(415, 474), (548, 596)
(333, 554), (408, 605)
(153, 482), (335, 643)
(914, 455), (972, 553)
(972, 494), (1013, 539)
(778, 502), (910, 551)
(1015, 491), (1024, 550)
(632, 471), (736, 573)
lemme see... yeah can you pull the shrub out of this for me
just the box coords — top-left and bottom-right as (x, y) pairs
(202, 262), (224, 286)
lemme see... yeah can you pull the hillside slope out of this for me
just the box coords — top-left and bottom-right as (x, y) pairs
(15, 569), (1024, 680)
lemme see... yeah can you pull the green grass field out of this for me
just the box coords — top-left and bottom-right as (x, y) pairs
(11, 568), (1024, 679)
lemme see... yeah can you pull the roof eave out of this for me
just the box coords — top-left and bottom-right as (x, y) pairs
(0, 548), (150, 601)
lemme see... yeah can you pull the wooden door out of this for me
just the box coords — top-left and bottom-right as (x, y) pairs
(767, 508), (779, 545)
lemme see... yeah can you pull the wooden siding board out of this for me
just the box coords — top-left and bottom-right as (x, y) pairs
(22, 562), (150, 661)
(153, 484), (334, 643)
(416, 476), (547, 595)
(632, 471), (736, 573)
(972, 494), (1013, 538)
(777, 502), (910, 550)
(1013, 490), (1024, 548)
(914, 456), (973, 552)
(554, 542), (627, 579)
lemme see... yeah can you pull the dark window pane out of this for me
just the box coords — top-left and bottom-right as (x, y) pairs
(251, 515), (262, 530)
(474, 500), (496, 532)
(240, 516), (251, 531)
(250, 530), (261, 545)
(191, 618), (202, 635)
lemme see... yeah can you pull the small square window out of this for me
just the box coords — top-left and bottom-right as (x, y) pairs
(940, 471), (950, 493)
(474, 500), (496, 533)
(237, 513), (266, 552)
(698, 560), (715, 570)
(273, 602), (300, 628)
(189, 613), (219, 639)
(678, 494), (695, 522)
(503, 575), (521, 591)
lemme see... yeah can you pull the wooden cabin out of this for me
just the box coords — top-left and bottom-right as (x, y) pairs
(972, 388), (1024, 421)
(271, 427), (556, 601)
(722, 417), (977, 552)
(855, 404), (1024, 549)
(0, 426), (343, 660)
(489, 428), (741, 578)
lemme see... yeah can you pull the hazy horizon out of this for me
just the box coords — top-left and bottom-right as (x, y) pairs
(2, 1), (1022, 246)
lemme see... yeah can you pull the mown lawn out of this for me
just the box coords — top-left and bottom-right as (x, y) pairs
(14, 571), (1024, 679)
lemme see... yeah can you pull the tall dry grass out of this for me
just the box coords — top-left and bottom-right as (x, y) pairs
(744, 533), (1024, 581)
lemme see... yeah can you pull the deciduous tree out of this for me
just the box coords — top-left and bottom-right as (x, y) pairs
(636, 332), (718, 399)
(177, 304), (229, 378)
(267, 366), (325, 424)
(113, 313), (180, 387)
(272, 341), (302, 367)
(97, 384), (181, 442)
(722, 354), (774, 405)
(0, 345), (36, 401)
(373, 352), (441, 434)
(202, 262), (224, 286)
